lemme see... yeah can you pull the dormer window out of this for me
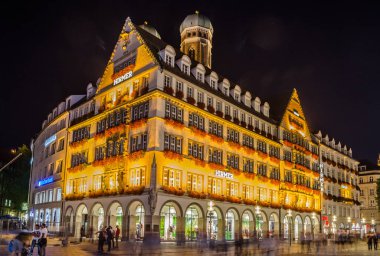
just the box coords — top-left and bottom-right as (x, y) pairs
(223, 86), (229, 95)
(196, 72), (203, 82)
(165, 55), (173, 66)
(182, 64), (189, 75)
(234, 93), (240, 101)
(210, 79), (216, 89)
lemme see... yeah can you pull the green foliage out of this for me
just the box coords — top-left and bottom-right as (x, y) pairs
(0, 145), (31, 213)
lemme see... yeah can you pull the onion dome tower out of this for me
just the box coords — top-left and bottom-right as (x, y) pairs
(180, 11), (213, 68)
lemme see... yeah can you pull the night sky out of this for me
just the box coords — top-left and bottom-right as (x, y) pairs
(1, 1), (379, 162)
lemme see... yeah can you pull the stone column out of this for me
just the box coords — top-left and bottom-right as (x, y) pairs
(176, 216), (185, 245)
(121, 214), (128, 241)
(129, 215), (137, 240)
(143, 214), (161, 244)
(217, 218), (225, 241)
(235, 219), (241, 241)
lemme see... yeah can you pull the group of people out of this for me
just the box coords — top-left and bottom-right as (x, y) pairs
(96, 225), (120, 253)
(367, 233), (380, 250)
(9, 223), (48, 256)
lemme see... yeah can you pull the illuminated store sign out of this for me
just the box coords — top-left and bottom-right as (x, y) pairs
(215, 170), (233, 179)
(44, 134), (56, 147)
(113, 71), (133, 85)
(38, 176), (54, 187)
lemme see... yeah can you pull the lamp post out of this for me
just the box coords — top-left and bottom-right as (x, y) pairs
(333, 215), (337, 239)
(286, 209), (292, 246)
(207, 201), (214, 242)
(255, 206), (261, 239)
(361, 218), (366, 239)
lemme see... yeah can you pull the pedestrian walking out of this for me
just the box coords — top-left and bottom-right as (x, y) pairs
(30, 224), (41, 256)
(111, 226), (116, 248)
(367, 235), (373, 250)
(106, 226), (113, 252)
(115, 225), (120, 248)
(38, 223), (48, 256)
(374, 234), (378, 250)
(96, 227), (106, 253)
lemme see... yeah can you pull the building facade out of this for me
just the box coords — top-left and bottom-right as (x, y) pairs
(314, 132), (360, 236)
(29, 94), (88, 232)
(62, 14), (325, 243)
(359, 157), (380, 235)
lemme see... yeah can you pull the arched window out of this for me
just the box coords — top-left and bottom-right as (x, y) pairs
(188, 48), (195, 59)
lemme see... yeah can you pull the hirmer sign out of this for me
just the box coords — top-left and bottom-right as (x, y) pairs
(215, 170), (233, 179)
(113, 71), (133, 85)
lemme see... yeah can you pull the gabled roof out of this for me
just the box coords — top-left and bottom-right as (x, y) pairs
(136, 25), (277, 124)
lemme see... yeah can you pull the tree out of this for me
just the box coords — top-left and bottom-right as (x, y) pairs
(0, 145), (31, 216)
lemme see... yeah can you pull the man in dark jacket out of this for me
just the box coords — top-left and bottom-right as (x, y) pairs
(106, 226), (113, 252)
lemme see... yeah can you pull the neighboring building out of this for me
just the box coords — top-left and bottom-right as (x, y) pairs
(29, 94), (86, 232)
(314, 132), (360, 236)
(62, 13), (323, 243)
(358, 156), (380, 235)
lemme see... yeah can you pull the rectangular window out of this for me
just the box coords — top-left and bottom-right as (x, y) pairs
(57, 138), (65, 151)
(196, 72), (203, 81)
(130, 167), (146, 186)
(226, 181), (239, 197)
(189, 113), (205, 130)
(227, 128), (239, 143)
(242, 134), (254, 148)
(210, 79), (216, 89)
(164, 75), (172, 88)
(164, 134), (182, 154)
(187, 87), (193, 98)
(208, 120), (223, 137)
(227, 153), (239, 169)
(188, 140), (204, 160)
(243, 158), (254, 173)
(176, 81), (183, 92)
(197, 91), (204, 103)
(93, 175), (103, 191)
(269, 145), (280, 158)
(132, 101), (149, 121)
(163, 168), (182, 188)
(165, 55), (173, 66)
(257, 140), (267, 153)
(56, 160), (63, 173)
(208, 177), (222, 195)
(257, 162), (267, 176)
(56, 188), (62, 201)
(165, 101), (183, 122)
(130, 133), (148, 152)
(182, 64), (189, 74)
(208, 147), (223, 164)
(187, 173), (203, 192)
(216, 101), (222, 112)
(242, 185), (254, 200)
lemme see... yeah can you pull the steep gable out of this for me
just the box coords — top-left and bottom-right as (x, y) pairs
(280, 88), (312, 140)
(96, 17), (159, 93)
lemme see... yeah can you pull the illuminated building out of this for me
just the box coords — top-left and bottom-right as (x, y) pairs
(314, 132), (360, 236)
(28, 86), (95, 232)
(62, 13), (323, 243)
(358, 156), (380, 234)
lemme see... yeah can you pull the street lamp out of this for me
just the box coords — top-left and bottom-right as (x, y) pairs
(207, 201), (214, 242)
(347, 217), (351, 234)
(287, 209), (292, 246)
(333, 215), (337, 239)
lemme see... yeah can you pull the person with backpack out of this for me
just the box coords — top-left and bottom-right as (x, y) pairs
(38, 223), (48, 256)
(30, 224), (41, 255)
